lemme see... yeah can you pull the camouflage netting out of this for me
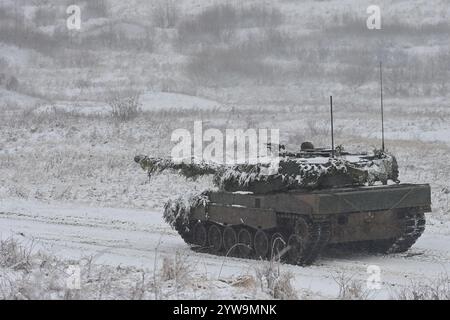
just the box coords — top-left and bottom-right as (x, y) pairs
(138, 150), (399, 235)
(134, 150), (399, 194)
(163, 191), (210, 234)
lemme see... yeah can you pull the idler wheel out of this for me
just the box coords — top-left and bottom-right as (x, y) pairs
(192, 222), (207, 247)
(271, 232), (286, 261)
(237, 228), (253, 258)
(208, 224), (223, 252)
(254, 230), (269, 259)
(223, 226), (238, 255)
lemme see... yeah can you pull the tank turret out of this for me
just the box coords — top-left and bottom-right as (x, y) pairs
(134, 145), (399, 193)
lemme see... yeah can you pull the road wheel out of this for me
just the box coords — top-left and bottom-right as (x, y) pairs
(237, 228), (253, 258)
(192, 222), (207, 247)
(223, 226), (238, 255)
(254, 230), (269, 259)
(208, 224), (223, 252)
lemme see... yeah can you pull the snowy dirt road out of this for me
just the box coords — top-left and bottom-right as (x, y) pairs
(0, 198), (449, 299)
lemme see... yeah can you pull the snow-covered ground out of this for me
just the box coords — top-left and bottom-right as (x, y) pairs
(0, 198), (448, 299)
(1, 0), (449, 300)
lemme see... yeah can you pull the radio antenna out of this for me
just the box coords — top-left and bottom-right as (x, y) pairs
(380, 62), (385, 151)
(330, 95), (335, 158)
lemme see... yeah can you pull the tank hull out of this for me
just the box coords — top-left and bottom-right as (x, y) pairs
(181, 184), (431, 265)
(192, 184), (430, 242)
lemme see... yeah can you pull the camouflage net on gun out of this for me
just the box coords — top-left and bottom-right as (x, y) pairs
(134, 150), (399, 194)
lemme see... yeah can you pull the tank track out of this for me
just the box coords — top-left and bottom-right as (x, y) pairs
(173, 209), (425, 261)
(387, 210), (426, 253)
(366, 209), (426, 254)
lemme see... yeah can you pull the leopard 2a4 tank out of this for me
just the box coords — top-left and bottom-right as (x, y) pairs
(134, 144), (431, 266)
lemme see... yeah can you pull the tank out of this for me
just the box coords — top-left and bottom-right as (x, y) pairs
(134, 144), (431, 265)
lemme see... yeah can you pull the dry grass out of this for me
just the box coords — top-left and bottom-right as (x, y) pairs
(255, 260), (298, 300)
(0, 238), (153, 300)
(231, 275), (256, 289)
(160, 252), (192, 284)
(0, 238), (33, 271)
(0, 239), (214, 300)
(108, 93), (141, 122)
(393, 274), (450, 300)
(333, 272), (371, 300)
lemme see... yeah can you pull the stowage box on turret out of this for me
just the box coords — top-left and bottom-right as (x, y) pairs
(135, 144), (431, 265)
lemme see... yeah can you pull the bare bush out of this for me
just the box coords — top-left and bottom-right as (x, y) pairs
(333, 272), (371, 300)
(108, 93), (141, 121)
(255, 261), (298, 300)
(393, 274), (450, 300)
(160, 252), (192, 284)
(0, 240), (155, 300)
(0, 238), (33, 271)
(231, 275), (256, 289)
